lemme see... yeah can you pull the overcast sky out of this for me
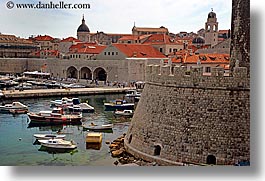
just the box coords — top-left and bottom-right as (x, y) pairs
(0, 0), (232, 39)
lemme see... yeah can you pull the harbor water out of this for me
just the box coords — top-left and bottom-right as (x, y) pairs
(0, 94), (131, 166)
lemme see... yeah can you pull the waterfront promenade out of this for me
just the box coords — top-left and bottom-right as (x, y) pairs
(1, 87), (131, 99)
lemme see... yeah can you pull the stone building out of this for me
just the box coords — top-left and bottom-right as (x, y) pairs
(132, 26), (169, 36)
(0, 34), (39, 58)
(59, 37), (81, 55)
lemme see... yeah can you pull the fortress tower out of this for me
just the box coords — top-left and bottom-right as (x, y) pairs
(124, 0), (250, 166)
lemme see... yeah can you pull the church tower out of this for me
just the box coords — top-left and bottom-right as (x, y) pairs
(205, 9), (219, 47)
(77, 15), (90, 42)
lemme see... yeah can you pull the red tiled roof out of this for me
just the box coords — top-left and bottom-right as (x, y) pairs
(112, 44), (166, 58)
(69, 43), (106, 54)
(69, 42), (98, 50)
(34, 35), (54, 41)
(219, 30), (229, 33)
(61, 37), (81, 43)
(142, 34), (181, 45)
(184, 53), (230, 64)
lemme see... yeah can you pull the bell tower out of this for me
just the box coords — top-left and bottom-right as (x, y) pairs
(205, 9), (219, 47)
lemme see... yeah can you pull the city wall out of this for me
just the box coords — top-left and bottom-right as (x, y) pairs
(125, 64), (250, 165)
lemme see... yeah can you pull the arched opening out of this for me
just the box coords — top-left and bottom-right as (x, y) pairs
(206, 155), (216, 165)
(128, 134), (132, 144)
(154, 145), (161, 156)
(80, 67), (92, 80)
(93, 67), (107, 81)
(66, 66), (78, 78)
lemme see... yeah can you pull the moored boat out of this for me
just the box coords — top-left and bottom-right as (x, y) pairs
(104, 99), (134, 111)
(114, 109), (134, 117)
(0, 102), (28, 113)
(83, 123), (113, 131)
(38, 139), (77, 149)
(68, 103), (95, 113)
(27, 107), (82, 125)
(33, 134), (66, 140)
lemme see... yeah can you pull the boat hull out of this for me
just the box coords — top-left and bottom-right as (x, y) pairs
(27, 113), (82, 125)
(104, 104), (134, 111)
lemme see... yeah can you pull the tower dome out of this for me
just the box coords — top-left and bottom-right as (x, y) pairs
(208, 9), (216, 19)
(77, 15), (90, 33)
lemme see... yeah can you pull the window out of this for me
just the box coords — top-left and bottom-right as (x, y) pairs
(205, 67), (211, 73)
(159, 48), (163, 53)
(112, 52), (114, 55)
(108, 52), (110, 55)
(116, 52), (118, 55)
(104, 52), (106, 55)
(154, 145), (161, 156)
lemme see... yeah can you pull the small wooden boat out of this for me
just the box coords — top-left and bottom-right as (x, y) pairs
(125, 89), (141, 98)
(33, 134), (66, 140)
(83, 123), (113, 131)
(114, 109), (134, 117)
(0, 102), (28, 113)
(38, 139), (77, 149)
(104, 99), (134, 111)
(27, 107), (82, 125)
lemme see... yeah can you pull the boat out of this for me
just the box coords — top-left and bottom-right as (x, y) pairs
(9, 109), (28, 114)
(68, 103), (95, 113)
(0, 102), (28, 113)
(125, 89), (141, 98)
(27, 107), (82, 125)
(104, 99), (134, 111)
(114, 109), (134, 117)
(50, 97), (73, 108)
(33, 134), (66, 140)
(83, 122), (113, 131)
(38, 139), (77, 149)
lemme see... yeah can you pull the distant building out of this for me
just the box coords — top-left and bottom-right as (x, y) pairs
(59, 37), (81, 55)
(68, 43), (106, 60)
(0, 34), (39, 58)
(77, 15), (90, 42)
(97, 43), (166, 60)
(90, 31), (130, 45)
(132, 26), (169, 36)
(31, 35), (59, 51)
(205, 9), (219, 47)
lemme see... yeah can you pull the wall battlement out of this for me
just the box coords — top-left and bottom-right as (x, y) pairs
(125, 64), (250, 165)
(145, 65), (249, 89)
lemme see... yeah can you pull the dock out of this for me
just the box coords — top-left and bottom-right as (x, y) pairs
(1, 87), (131, 99)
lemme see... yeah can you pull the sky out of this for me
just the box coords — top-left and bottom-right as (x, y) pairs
(0, 0), (232, 39)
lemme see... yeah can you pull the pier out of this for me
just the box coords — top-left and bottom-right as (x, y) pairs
(1, 87), (131, 99)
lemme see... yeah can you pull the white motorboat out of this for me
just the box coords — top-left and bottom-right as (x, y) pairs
(68, 103), (95, 113)
(50, 97), (73, 107)
(83, 123), (113, 131)
(33, 134), (66, 140)
(38, 139), (77, 149)
(0, 102), (28, 113)
(114, 109), (134, 117)
(125, 90), (141, 98)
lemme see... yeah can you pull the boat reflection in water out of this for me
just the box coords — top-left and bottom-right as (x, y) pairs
(38, 145), (79, 154)
(86, 142), (102, 150)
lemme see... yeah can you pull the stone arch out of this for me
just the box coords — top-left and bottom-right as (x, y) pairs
(206, 155), (216, 165)
(67, 66), (78, 78)
(80, 67), (92, 80)
(154, 144), (161, 156)
(93, 67), (107, 81)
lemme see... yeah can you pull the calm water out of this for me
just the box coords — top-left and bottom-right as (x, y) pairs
(0, 94), (131, 166)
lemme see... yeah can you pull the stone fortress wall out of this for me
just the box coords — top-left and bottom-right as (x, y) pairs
(124, 64), (250, 165)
